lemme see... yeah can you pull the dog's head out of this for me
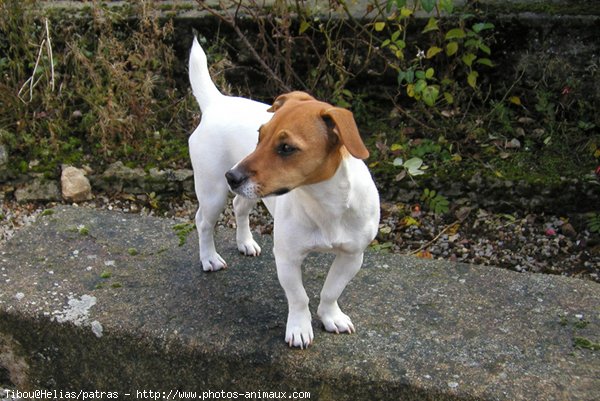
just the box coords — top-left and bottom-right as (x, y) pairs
(226, 91), (369, 198)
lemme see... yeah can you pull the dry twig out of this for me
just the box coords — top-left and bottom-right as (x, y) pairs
(196, 0), (291, 92)
(18, 18), (54, 103)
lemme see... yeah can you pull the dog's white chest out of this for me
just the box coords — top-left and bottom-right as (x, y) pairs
(276, 158), (378, 255)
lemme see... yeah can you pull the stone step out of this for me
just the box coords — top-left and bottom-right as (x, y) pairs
(0, 206), (598, 400)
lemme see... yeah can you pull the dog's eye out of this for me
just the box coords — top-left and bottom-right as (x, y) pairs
(276, 143), (297, 157)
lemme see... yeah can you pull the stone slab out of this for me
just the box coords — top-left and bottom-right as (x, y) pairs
(0, 206), (598, 400)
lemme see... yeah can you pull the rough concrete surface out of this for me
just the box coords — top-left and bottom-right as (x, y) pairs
(0, 206), (598, 400)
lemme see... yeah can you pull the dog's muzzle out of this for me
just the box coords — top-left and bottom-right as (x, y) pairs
(225, 167), (260, 199)
(225, 168), (248, 191)
(226, 168), (290, 198)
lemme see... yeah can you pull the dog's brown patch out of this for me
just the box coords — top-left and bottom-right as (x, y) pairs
(236, 92), (368, 197)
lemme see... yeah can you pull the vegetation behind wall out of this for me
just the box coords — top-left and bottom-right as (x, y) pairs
(0, 0), (598, 212)
(0, 0), (197, 174)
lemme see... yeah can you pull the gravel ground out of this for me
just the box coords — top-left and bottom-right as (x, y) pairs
(1, 194), (599, 283)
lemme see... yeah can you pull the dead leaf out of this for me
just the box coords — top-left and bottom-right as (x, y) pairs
(416, 249), (433, 259)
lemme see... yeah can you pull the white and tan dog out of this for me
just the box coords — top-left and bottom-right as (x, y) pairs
(189, 37), (380, 348)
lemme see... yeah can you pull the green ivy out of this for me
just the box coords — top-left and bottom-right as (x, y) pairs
(378, 0), (496, 107)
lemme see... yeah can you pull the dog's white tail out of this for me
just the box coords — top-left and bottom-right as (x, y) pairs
(189, 36), (222, 111)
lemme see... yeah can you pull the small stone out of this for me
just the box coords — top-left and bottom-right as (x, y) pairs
(61, 166), (93, 202)
(91, 320), (103, 338)
(15, 177), (62, 202)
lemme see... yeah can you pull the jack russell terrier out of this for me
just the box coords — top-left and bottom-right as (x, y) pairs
(189, 36), (380, 348)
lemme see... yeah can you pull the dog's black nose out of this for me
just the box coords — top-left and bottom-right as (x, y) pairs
(225, 169), (248, 189)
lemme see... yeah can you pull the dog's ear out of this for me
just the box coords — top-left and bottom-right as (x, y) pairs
(268, 91), (315, 112)
(321, 107), (369, 160)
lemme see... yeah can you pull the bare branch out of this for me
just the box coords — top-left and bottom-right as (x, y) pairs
(196, 0), (291, 92)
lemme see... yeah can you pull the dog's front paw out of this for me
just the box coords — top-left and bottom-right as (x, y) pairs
(201, 253), (227, 272)
(237, 239), (261, 257)
(318, 304), (355, 334)
(285, 310), (313, 349)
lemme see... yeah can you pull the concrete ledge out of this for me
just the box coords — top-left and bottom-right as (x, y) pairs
(0, 206), (598, 400)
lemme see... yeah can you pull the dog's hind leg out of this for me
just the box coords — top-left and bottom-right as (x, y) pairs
(195, 181), (229, 272)
(233, 195), (261, 256)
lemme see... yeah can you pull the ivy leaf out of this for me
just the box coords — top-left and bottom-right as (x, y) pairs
(397, 70), (407, 84)
(445, 28), (466, 40)
(479, 42), (491, 55)
(462, 53), (477, 67)
(446, 41), (459, 56)
(472, 22), (495, 33)
(476, 58), (494, 67)
(421, 0), (436, 13)
(374, 22), (386, 31)
(425, 67), (435, 79)
(422, 86), (440, 107)
(440, 0), (454, 13)
(423, 17), (439, 33)
(414, 79), (427, 93)
(467, 71), (479, 88)
(400, 7), (413, 17)
(464, 39), (479, 50)
(426, 46), (443, 58)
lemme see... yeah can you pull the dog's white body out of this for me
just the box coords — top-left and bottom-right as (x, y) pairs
(189, 37), (380, 348)
(188, 37), (272, 271)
